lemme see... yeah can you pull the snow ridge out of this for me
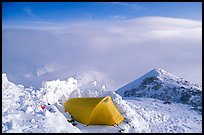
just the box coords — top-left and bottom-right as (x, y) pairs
(116, 68), (202, 111)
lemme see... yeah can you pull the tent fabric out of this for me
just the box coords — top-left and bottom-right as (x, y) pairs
(64, 96), (124, 125)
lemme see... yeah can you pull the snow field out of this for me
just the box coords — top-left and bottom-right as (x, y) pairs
(2, 73), (202, 133)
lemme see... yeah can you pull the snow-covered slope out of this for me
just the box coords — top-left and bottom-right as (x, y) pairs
(2, 72), (202, 133)
(116, 69), (202, 111)
(124, 97), (202, 133)
(2, 73), (81, 133)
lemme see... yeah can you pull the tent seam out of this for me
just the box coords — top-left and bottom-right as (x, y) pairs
(86, 96), (110, 125)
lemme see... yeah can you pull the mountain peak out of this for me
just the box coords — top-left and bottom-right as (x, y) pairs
(116, 68), (192, 95)
(116, 69), (202, 112)
(154, 68), (166, 74)
(145, 68), (161, 77)
(116, 68), (168, 96)
(145, 68), (166, 77)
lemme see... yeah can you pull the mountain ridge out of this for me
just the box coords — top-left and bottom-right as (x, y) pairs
(116, 68), (202, 112)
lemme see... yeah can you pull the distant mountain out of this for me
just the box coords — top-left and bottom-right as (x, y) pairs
(116, 69), (202, 111)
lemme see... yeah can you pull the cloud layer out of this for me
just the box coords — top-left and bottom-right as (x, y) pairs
(2, 16), (202, 90)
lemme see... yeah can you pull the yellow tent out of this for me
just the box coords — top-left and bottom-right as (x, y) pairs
(64, 96), (124, 125)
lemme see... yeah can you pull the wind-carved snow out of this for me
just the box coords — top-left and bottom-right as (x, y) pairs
(2, 73), (80, 133)
(2, 70), (202, 133)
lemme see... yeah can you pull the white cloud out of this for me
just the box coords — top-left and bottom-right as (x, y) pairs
(110, 15), (126, 20)
(110, 2), (144, 11)
(23, 7), (34, 17)
(2, 16), (202, 89)
(36, 64), (57, 77)
(24, 73), (33, 78)
(78, 71), (105, 83)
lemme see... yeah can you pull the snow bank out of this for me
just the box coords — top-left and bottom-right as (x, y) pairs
(2, 73), (81, 133)
(40, 78), (150, 132)
(41, 77), (109, 104)
(3, 73), (142, 133)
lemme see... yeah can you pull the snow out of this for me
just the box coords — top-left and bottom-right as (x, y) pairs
(115, 68), (202, 112)
(116, 68), (162, 96)
(2, 73), (80, 133)
(124, 97), (202, 133)
(116, 68), (201, 97)
(2, 72), (202, 133)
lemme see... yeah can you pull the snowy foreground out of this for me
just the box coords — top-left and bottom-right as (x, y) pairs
(2, 73), (202, 133)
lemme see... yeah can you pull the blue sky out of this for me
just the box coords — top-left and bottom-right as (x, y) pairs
(2, 2), (202, 89)
(3, 2), (202, 23)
